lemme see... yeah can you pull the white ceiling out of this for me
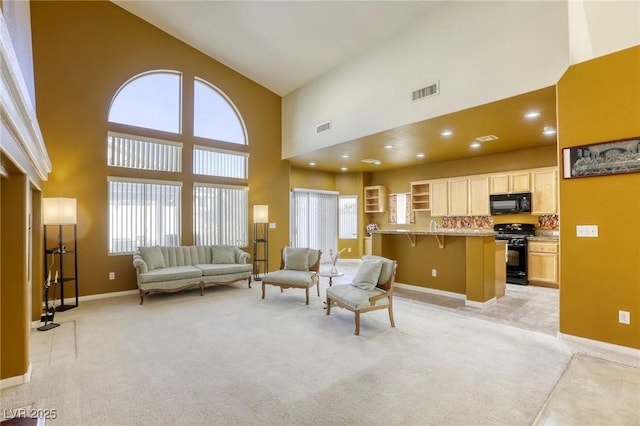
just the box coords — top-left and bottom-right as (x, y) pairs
(111, 1), (446, 96)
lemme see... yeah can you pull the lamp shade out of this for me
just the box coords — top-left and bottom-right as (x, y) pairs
(253, 205), (269, 223)
(43, 198), (77, 225)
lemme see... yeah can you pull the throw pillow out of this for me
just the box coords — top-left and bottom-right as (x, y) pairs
(284, 247), (309, 271)
(351, 259), (383, 291)
(211, 246), (237, 264)
(139, 246), (166, 271)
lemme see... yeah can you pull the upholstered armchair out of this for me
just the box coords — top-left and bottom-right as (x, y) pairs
(326, 255), (397, 335)
(261, 247), (322, 305)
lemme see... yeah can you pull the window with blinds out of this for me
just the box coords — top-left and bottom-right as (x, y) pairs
(107, 132), (182, 172)
(193, 183), (248, 246)
(108, 178), (182, 254)
(193, 145), (248, 178)
(290, 189), (338, 263)
(338, 195), (358, 239)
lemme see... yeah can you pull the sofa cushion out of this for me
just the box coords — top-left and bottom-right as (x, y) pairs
(196, 263), (252, 276)
(351, 258), (383, 290)
(211, 246), (237, 264)
(284, 247), (309, 271)
(362, 255), (395, 285)
(139, 246), (166, 271)
(137, 265), (202, 284)
(262, 270), (318, 288)
(327, 285), (388, 310)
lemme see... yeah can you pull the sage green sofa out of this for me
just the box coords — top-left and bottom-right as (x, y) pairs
(133, 245), (252, 304)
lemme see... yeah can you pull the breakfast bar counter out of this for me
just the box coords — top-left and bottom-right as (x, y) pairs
(371, 229), (497, 306)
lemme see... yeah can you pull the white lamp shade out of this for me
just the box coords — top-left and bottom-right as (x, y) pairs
(43, 198), (77, 225)
(253, 205), (269, 223)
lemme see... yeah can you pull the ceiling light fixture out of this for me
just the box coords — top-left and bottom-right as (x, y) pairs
(416, 153), (425, 158)
(341, 154), (350, 159)
(441, 130), (453, 137)
(374, 161), (381, 165)
(524, 111), (541, 119)
(384, 144), (394, 149)
(470, 142), (481, 149)
(308, 162), (316, 166)
(340, 167), (348, 171)
(542, 126), (557, 135)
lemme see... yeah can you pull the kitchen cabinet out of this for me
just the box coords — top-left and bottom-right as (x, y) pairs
(364, 185), (387, 213)
(410, 180), (430, 212)
(531, 167), (558, 214)
(429, 179), (449, 217)
(448, 178), (469, 216)
(528, 240), (559, 287)
(364, 236), (372, 255)
(490, 171), (531, 194)
(468, 176), (490, 216)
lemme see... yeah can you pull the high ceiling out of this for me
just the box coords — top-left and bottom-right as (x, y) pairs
(112, 1), (557, 172)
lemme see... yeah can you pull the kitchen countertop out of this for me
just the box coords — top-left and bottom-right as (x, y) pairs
(528, 236), (559, 242)
(373, 228), (495, 237)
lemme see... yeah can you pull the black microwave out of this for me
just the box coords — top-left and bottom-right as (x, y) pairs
(490, 192), (531, 215)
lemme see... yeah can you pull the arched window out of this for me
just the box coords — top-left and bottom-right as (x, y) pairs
(107, 71), (249, 254)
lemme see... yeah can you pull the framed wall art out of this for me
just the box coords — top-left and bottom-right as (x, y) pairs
(562, 136), (640, 179)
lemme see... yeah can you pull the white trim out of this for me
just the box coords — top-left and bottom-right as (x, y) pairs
(194, 181), (249, 191)
(465, 297), (496, 309)
(194, 144), (249, 157)
(395, 282), (465, 300)
(0, 362), (31, 390)
(292, 187), (340, 195)
(107, 131), (183, 147)
(107, 176), (182, 186)
(558, 332), (640, 359)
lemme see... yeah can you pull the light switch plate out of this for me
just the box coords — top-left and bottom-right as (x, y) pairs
(269, 222), (276, 229)
(576, 225), (598, 237)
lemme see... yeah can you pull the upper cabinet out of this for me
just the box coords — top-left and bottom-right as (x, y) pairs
(468, 176), (490, 216)
(490, 171), (531, 194)
(447, 178), (469, 216)
(364, 185), (387, 213)
(410, 180), (430, 212)
(430, 179), (449, 217)
(531, 167), (558, 214)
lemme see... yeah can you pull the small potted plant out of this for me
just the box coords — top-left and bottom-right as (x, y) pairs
(366, 223), (379, 236)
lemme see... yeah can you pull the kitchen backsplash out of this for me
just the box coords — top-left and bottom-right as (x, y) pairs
(443, 216), (494, 229)
(538, 214), (559, 229)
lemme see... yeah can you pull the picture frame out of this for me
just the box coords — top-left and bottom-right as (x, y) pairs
(562, 136), (640, 179)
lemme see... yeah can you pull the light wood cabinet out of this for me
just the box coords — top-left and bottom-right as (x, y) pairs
(364, 185), (387, 213)
(531, 167), (558, 214)
(490, 171), (531, 194)
(429, 179), (449, 217)
(448, 178), (469, 216)
(468, 176), (490, 216)
(410, 180), (430, 212)
(528, 241), (559, 287)
(364, 236), (372, 255)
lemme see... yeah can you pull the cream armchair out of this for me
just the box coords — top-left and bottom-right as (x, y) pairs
(326, 255), (397, 335)
(261, 247), (322, 305)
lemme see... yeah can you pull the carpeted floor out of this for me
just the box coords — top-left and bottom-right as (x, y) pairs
(1, 280), (575, 426)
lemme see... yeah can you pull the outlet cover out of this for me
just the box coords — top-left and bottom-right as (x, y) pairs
(109, 272), (115, 280)
(269, 222), (276, 229)
(619, 310), (630, 324)
(431, 269), (437, 277)
(576, 225), (598, 237)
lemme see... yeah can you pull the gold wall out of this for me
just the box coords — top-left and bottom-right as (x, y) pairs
(557, 46), (640, 349)
(30, 1), (286, 302)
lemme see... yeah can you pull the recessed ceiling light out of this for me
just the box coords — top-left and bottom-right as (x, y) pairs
(341, 154), (350, 159)
(416, 153), (425, 158)
(374, 161), (381, 165)
(524, 111), (541, 119)
(441, 130), (453, 137)
(542, 126), (557, 135)
(340, 167), (348, 171)
(476, 135), (499, 142)
(470, 142), (481, 149)
(384, 144), (394, 149)
(308, 162), (316, 166)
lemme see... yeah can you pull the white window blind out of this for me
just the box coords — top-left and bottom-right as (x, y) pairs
(108, 132), (182, 172)
(193, 145), (248, 178)
(290, 189), (338, 263)
(108, 177), (182, 254)
(193, 183), (248, 246)
(339, 195), (358, 239)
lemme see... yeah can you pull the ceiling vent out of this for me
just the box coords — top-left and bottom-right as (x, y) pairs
(412, 81), (440, 101)
(316, 120), (331, 134)
(475, 135), (499, 142)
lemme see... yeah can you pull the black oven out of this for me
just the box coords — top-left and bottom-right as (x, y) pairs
(494, 223), (535, 285)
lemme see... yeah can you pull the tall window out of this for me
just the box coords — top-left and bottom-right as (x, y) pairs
(290, 189), (338, 263)
(107, 70), (249, 254)
(339, 195), (358, 239)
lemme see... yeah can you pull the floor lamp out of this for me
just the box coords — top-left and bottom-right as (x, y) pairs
(253, 205), (269, 281)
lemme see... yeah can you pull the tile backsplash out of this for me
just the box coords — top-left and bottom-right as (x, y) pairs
(538, 214), (559, 229)
(443, 216), (494, 229)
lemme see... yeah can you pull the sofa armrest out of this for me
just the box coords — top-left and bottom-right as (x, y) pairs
(132, 252), (149, 274)
(235, 247), (250, 264)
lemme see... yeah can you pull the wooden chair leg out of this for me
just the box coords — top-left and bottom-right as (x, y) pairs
(261, 282), (266, 299)
(326, 296), (332, 315)
(316, 282), (320, 297)
(388, 302), (395, 328)
(354, 312), (361, 335)
(305, 288), (309, 305)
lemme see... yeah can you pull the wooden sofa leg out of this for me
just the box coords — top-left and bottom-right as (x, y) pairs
(200, 282), (205, 296)
(247, 277), (252, 288)
(139, 290), (145, 305)
(355, 312), (360, 335)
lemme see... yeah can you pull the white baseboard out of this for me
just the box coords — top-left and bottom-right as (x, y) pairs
(558, 332), (640, 360)
(395, 282), (465, 300)
(0, 363), (31, 390)
(465, 297), (496, 309)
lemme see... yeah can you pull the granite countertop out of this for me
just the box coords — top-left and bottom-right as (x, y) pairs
(528, 236), (559, 242)
(373, 228), (495, 237)
(529, 229), (560, 242)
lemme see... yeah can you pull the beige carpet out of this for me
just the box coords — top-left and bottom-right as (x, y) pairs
(2, 282), (574, 425)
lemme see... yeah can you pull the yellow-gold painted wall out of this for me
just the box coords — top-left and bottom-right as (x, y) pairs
(557, 46), (640, 349)
(29, 1), (287, 300)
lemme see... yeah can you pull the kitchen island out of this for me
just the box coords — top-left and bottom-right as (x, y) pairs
(371, 228), (497, 306)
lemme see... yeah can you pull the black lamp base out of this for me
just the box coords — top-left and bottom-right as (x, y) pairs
(37, 322), (60, 331)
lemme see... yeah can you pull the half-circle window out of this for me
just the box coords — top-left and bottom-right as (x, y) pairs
(109, 71), (181, 133)
(193, 79), (245, 144)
